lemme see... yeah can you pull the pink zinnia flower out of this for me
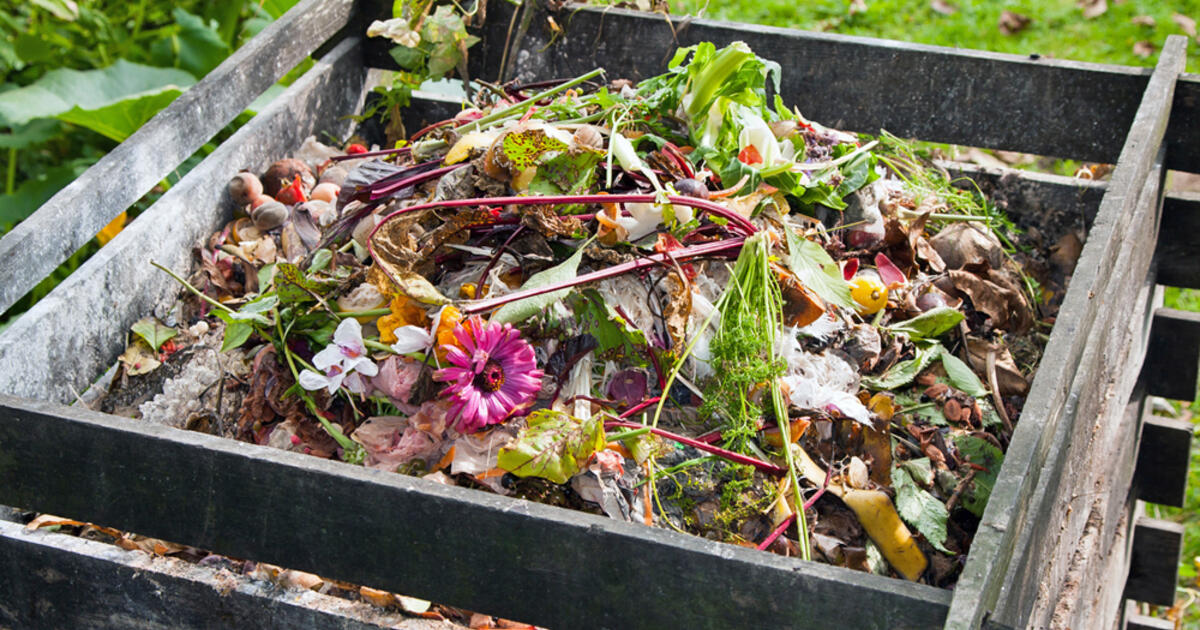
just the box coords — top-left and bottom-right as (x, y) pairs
(435, 316), (543, 434)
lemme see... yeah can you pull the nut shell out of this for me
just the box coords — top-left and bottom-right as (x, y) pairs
(229, 172), (263, 206)
(251, 200), (288, 231)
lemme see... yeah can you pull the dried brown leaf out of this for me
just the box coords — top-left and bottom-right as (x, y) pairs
(1078, 0), (1107, 19)
(1131, 14), (1157, 28)
(930, 0), (957, 15)
(1173, 12), (1197, 37)
(1133, 40), (1156, 58)
(998, 11), (1031, 36)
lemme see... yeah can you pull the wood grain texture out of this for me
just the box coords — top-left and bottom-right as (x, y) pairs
(0, 0), (355, 316)
(1134, 414), (1195, 507)
(945, 35), (1184, 630)
(1125, 612), (1176, 630)
(0, 520), (441, 630)
(1124, 517), (1185, 606)
(1142, 308), (1200, 401)
(0, 38), (368, 404)
(0, 395), (952, 630)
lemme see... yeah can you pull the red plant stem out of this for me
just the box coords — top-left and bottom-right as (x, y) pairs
(604, 420), (787, 476)
(370, 163), (468, 200)
(618, 396), (661, 419)
(410, 119), (456, 142)
(460, 237), (745, 316)
(802, 486), (828, 511)
(330, 147), (411, 162)
(757, 514), (795, 551)
(369, 193), (758, 241)
(693, 429), (723, 444)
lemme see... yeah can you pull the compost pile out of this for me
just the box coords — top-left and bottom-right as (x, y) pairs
(102, 42), (1064, 587)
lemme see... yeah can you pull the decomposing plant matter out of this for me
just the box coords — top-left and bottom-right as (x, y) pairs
(100, 38), (1076, 588)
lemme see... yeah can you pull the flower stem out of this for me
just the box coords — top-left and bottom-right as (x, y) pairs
(604, 420), (786, 476)
(455, 68), (606, 135)
(150, 260), (235, 314)
(335, 308), (391, 318)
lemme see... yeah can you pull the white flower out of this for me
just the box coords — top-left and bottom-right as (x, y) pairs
(298, 319), (379, 395)
(736, 105), (795, 168)
(389, 305), (452, 354)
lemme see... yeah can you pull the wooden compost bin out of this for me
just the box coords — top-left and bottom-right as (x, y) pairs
(2, 1), (1199, 628)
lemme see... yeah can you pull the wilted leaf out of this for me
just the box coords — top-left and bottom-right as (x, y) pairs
(131, 317), (177, 352)
(1131, 15), (1157, 28)
(998, 11), (1031, 36)
(953, 434), (1004, 518)
(939, 348), (989, 398)
(840, 488), (928, 581)
(892, 467), (951, 553)
(392, 269), (451, 305)
(1133, 40), (1156, 58)
(785, 229), (856, 310)
(119, 339), (162, 375)
(490, 243), (586, 324)
(0, 60), (194, 128)
(497, 409), (606, 484)
(1173, 13), (1197, 37)
(886, 306), (963, 339)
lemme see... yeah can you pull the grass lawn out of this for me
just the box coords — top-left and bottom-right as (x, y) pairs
(670, 0), (1200, 622)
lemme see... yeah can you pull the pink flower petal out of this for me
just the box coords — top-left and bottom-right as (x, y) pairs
(875, 252), (907, 288)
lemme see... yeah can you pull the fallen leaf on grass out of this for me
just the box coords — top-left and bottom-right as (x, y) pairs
(848, 0), (867, 15)
(998, 11), (1031, 36)
(1173, 13), (1197, 37)
(1133, 40), (1156, 58)
(1078, 0), (1107, 19)
(930, 0), (957, 16)
(1131, 15), (1157, 28)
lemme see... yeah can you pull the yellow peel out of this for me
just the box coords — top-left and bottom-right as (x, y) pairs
(840, 488), (928, 581)
(444, 131), (498, 165)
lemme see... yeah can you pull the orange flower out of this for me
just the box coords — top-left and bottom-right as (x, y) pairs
(434, 306), (463, 361)
(377, 295), (428, 344)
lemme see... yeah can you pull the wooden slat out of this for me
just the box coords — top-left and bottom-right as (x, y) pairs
(366, 3), (1172, 161)
(1125, 516), (1184, 606)
(1126, 612), (1176, 630)
(0, 395), (952, 630)
(0, 37), (369, 404)
(0, 0), (355, 316)
(1134, 413), (1194, 507)
(0, 520), (431, 630)
(1141, 308), (1200, 401)
(1154, 192), (1200, 289)
(945, 35), (1185, 630)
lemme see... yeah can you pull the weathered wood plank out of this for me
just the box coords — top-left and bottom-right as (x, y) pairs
(0, 37), (369, 403)
(0, 395), (952, 630)
(1153, 192), (1200, 289)
(0, 0), (356, 316)
(1134, 413), (1194, 508)
(1125, 612), (1176, 630)
(1124, 516), (1184, 606)
(1141, 308), (1200, 401)
(0, 520), (439, 630)
(945, 35), (1184, 630)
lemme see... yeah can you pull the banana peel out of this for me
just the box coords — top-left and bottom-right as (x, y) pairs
(790, 444), (928, 581)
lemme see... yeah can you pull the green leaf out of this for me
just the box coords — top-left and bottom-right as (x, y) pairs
(0, 59), (195, 127)
(952, 434), (1005, 518)
(784, 228), (856, 310)
(150, 9), (230, 78)
(569, 289), (649, 362)
(0, 159), (93, 228)
(491, 244), (587, 324)
(216, 317), (254, 352)
(57, 87), (183, 143)
(0, 119), (62, 150)
(14, 34), (56, 65)
(862, 342), (940, 390)
(30, 0), (79, 21)
(892, 467), (952, 554)
(529, 149), (603, 198)
(131, 317), (177, 352)
(939, 349), (990, 398)
(307, 249), (333, 272)
(497, 409), (606, 484)
(887, 307), (964, 339)
(901, 457), (935, 487)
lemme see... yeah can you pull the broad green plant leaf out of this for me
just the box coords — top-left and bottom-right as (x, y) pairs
(131, 317), (177, 352)
(30, 0), (79, 21)
(57, 87), (184, 143)
(939, 348), (989, 398)
(497, 409), (606, 484)
(569, 289), (649, 362)
(784, 228), (856, 309)
(0, 60), (194, 127)
(892, 467), (952, 554)
(953, 434), (1005, 518)
(887, 307), (964, 339)
(0, 159), (93, 228)
(490, 243), (587, 324)
(213, 314), (254, 352)
(150, 9), (230, 78)
(0, 119), (62, 150)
